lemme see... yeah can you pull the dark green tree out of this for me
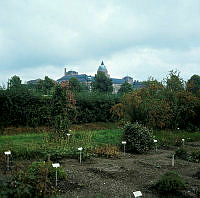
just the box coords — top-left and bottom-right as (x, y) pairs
(92, 71), (113, 93)
(36, 76), (55, 95)
(164, 70), (185, 92)
(118, 81), (133, 95)
(51, 85), (70, 135)
(186, 75), (200, 97)
(69, 77), (82, 93)
(8, 75), (22, 90)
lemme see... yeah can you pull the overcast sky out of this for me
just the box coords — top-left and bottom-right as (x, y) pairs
(1, 0), (200, 84)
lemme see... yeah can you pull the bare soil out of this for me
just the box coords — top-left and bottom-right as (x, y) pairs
(58, 146), (200, 198)
(1, 145), (200, 198)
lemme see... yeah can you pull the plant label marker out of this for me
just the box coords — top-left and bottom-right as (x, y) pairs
(154, 139), (158, 152)
(78, 147), (83, 164)
(4, 150), (11, 170)
(67, 133), (71, 142)
(172, 154), (175, 167)
(133, 191), (142, 197)
(182, 139), (185, 146)
(52, 163), (60, 186)
(122, 141), (127, 156)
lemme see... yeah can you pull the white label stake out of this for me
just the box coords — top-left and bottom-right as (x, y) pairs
(67, 133), (71, 142)
(172, 154), (175, 167)
(154, 139), (158, 152)
(78, 147), (83, 164)
(182, 139), (185, 146)
(52, 163), (60, 186)
(133, 191), (142, 197)
(122, 141), (126, 156)
(4, 150), (11, 170)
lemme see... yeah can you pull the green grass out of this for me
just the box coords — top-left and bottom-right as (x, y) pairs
(153, 130), (200, 146)
(0, 129), (123, 160)
(92, 129), (122, 145)
(1, 128), (200, 160)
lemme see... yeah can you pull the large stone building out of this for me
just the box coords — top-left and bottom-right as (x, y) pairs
(57, 61), (143, 93)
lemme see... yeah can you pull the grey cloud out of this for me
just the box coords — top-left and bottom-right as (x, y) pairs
(0, 0), (200, 82)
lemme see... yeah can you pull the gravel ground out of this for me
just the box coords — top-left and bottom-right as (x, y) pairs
(58, 147), (200, 198)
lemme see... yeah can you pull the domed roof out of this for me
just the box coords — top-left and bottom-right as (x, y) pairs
(98, 61), (108, 72)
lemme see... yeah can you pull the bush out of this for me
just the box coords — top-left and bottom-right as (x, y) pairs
(193, 170), (200, 179)
(75, 92), (120, 123)
(154, 171), (185, 193)
(0, 161), (67, 197)
(175, 148), (189, 161)
(191, 151), (200, 163)
(175, 148), (200, 163)
(123, 122), (154, 153)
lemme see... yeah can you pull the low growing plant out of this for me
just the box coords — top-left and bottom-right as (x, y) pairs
(154, 171), (185, 193)
(191, 150), (200, 163)
(175, 148), (189, 161)
(0, 161), (67, 197)
(93, 145), (120, 158)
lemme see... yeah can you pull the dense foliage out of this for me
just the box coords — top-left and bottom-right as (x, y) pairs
(1, 71), (200, 130)
(0, 161), (67, 197)
(0, 76), (120, 128)
(112, 71), (200, 130)
(123, 122), (154, 153)
(118, 81), (133, 95)
(91, 71), (113, 93)
(75, 92), (120, 123)
(154, 171), (185, 193)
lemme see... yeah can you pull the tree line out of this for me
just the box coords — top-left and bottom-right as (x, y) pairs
(0, 70), (200, 131)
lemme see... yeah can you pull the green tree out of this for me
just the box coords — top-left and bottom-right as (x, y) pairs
(69, 77), (82, 93)
(37, 76), (55, 95)
(186, 74), (200, 97)
(8, 75), (22, 89)
(118, 81), (133, 95)
(92, 71), (113, 93)
(164, 70), (185, 92)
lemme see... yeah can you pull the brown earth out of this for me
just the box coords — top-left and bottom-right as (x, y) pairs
(1, 145), (200, 198)
(58, 146), (200, 198)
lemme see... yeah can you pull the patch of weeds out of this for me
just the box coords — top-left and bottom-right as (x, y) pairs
(175, 148), (200, 163)
(175, 148), (189, 161)
(0, 161), (67, 198)
(191, 151), (200, 163)
(193, 170), (200, 179)
(93, 145), (120, 158)
(153, 171), (185, 194)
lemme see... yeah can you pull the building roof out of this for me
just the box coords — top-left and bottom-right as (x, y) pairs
(57, 74), (94, 83)
(98, 61), (108, 72)
(111, 78), (125, 84)
(27, 79), (41, 84)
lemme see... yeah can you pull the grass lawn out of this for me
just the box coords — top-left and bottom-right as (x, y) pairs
(1, 127), (200, 160)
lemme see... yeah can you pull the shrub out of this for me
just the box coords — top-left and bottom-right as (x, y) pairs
(193, 170), (200, 179)
(175, 148), (189, 160)
(123, 122), (154, 153)
(154, 171), (185, 193)
(191, 151), (200, 163)
(75, 92), (120, 123)
(28, 161), (67, 183)
(0, 161), (67, 197)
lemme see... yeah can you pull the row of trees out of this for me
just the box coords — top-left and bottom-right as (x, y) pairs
(0, 70), (200, 130)
(4, 71), (132, 95)
(112, 71), (200, 130)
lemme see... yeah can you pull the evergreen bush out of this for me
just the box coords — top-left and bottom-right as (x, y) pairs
(154, 171), (185, 193)
(123, 122), (154, 153)
(175, 148), (189, 160)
